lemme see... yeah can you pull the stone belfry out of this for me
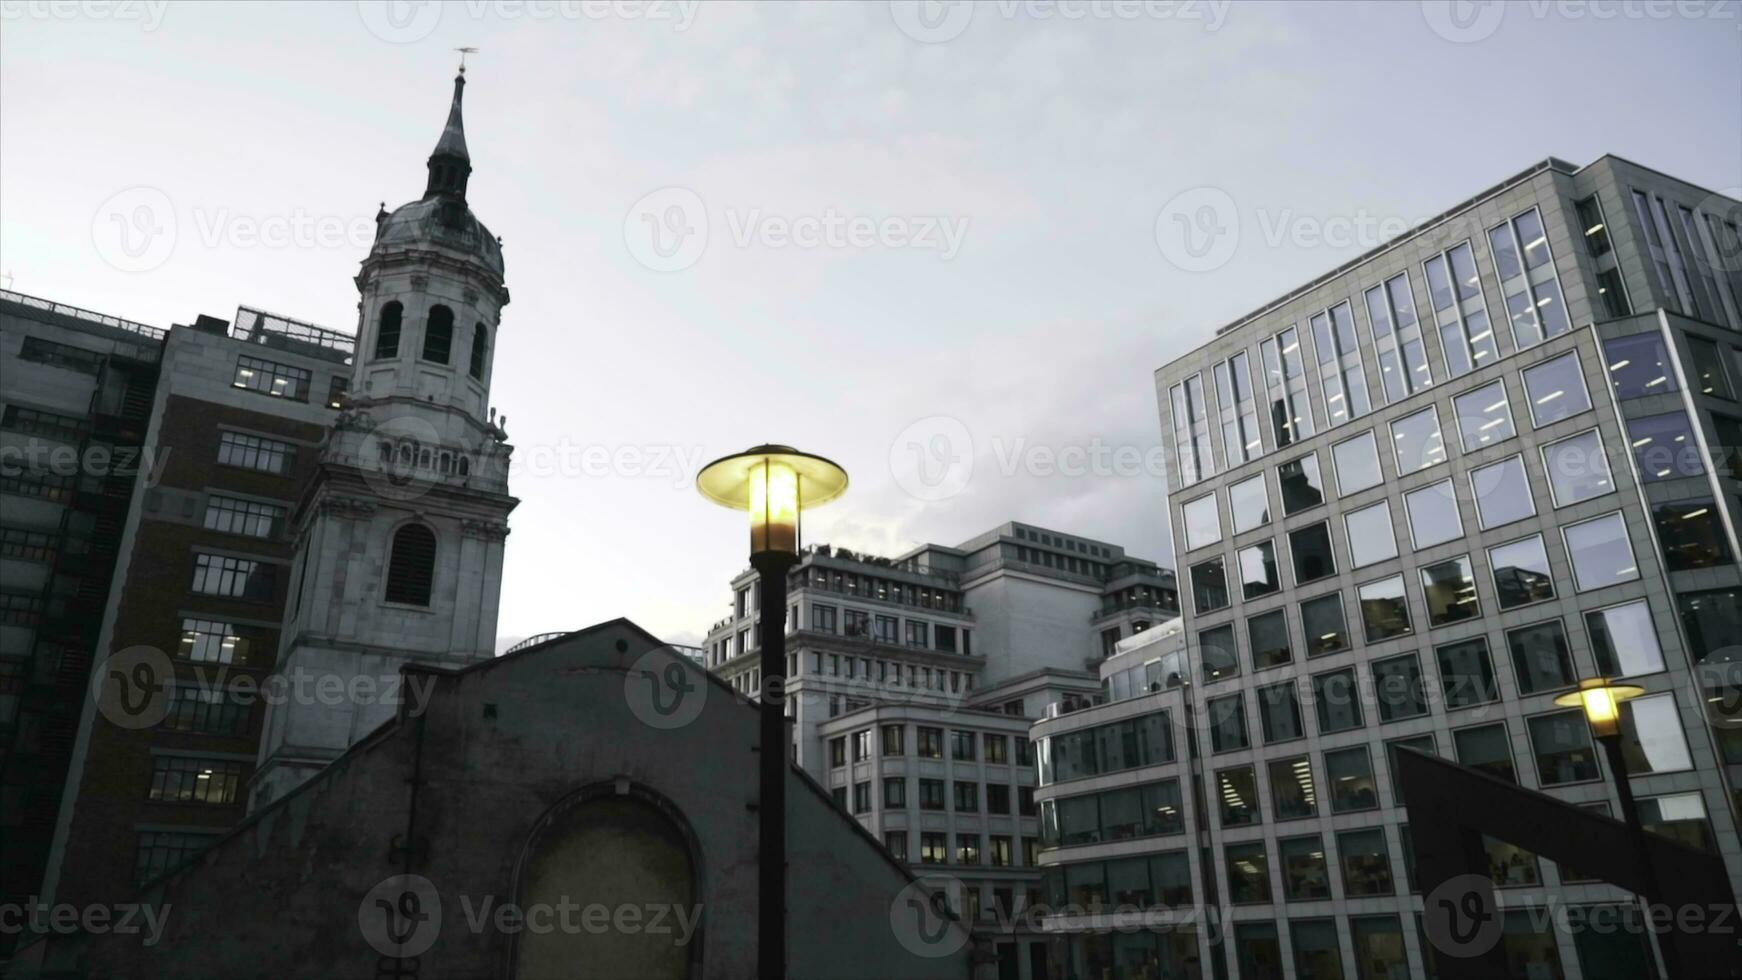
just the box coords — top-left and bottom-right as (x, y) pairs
(253, 69), (516, 809)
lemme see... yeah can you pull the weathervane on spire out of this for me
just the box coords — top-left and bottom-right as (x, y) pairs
(455, 47), (478, 74)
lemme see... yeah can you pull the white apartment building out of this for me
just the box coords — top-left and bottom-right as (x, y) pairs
(700, 521), (1179, 980)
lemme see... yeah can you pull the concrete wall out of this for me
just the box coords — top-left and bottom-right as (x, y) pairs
(16, 620), (971, 979)
(966, 575), (1101, 686)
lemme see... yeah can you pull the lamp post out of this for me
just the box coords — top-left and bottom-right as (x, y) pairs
(697, 445), (848, 980)
(1554, 677), (1672, 977)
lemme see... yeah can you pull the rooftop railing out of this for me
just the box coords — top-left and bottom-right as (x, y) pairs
(1, 288), (166, 341)
(232, 305), (354, 362)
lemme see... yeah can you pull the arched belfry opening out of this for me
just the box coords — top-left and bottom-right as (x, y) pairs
(510, 782), (703, 980)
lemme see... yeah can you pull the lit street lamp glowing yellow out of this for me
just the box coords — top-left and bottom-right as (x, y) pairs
(1554, 677), (1646, 739)
(697, 444), (848, 556)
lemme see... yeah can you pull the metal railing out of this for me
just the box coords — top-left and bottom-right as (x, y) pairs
(504, 631), (571, 654)
(232, 305), (355, 361)
(0, 289), (166, 340)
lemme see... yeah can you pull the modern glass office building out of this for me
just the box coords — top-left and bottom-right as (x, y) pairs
(1035, 157), (1742, 979)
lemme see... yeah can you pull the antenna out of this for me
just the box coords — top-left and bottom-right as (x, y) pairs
(455, 47), (479, 73)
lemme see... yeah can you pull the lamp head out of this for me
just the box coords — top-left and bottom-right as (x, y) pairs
(1554, 677), (1646, 739)
(696, 444), (848, 557)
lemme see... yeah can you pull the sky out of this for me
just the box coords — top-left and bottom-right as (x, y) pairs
(3, 1), (1738, 649)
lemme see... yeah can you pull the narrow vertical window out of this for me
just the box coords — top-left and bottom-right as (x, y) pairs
(375, 301), (402, 359)
(386, 524), (437, 606)
(1488, 207), (1569, 350)
(1259, 327), (1316, 447)
(469, 322), (489, 379)
(1366, 273), (1431, 403)
(422, 305), (454, 364)
(1214, 351), (1262, 464)
(1310, 301), (1369, 426)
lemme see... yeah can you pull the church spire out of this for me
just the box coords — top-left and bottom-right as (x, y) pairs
(424, 71), (472, 201)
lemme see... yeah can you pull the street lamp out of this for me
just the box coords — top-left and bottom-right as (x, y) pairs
(697, 444), (847, 980)
(1554, 677), (1670, 975)
(1554, 676), (1646, 740)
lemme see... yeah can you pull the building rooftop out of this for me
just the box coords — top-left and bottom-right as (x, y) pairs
(1, 287), (167, 341)
(229, 305), (354, 364)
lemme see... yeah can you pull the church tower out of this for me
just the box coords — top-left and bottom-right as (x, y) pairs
(253, 70), (516, 808)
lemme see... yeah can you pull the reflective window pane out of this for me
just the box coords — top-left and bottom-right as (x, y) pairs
(1280, 836), (1330, 901)
(1688, 336), (1734, 398)
(1226, 842), (1271, 904)
(1313, 667), (1363, 734)
(1528, 710), (1600, 785)
(1489, 535), (1556, 609)
(1279, 454), (1326, 514)
(1628, 411), (1706, 482)
(1653, 498), (1732, 571)
(1639, 792), (1716, 853)
(1605, 332), (1679, 400)
(1358, 575), (1412, 643)
(1331, 430), (1383, 496)
(1229, 474), (1271, 535)
(1391, 407), (1446, 474)
(1239, 541), (1282, 599)
(1338, 828), (1394, 897)
(1258, 682), (1304, 743)
(1522, 351), (1592, 427)
(1564, 512), (1639, 592)
(1290, 920), (1344, 980)
(1586, 601), (1665, 677)
(1218, 765), (1259, 827)
(1471, 455), (1535, 530)
(1192, 557), (1229, 614)
(1454, 723), (1515, 782)
(1678, 588), (1742, 663)
(1248, 609), (1292, 670)
(1541, 429), (1614, 506)
(1324, 746), (1377, 813)
(1506, 620), (1576, 695)
(1345, 502), (1398, 568)
(1405, 480), (1463, 549)
(1436, 639), (1499, 709)
(1300, 593), (1349, 657)
(1372, 653), (1427, 722)
(1454, 380), (1516, 451)
(1182, 493), (1221, 551)
(1420, 555), (1479, 627)
(1620, 693), (1694, 774)
(1289, 522), (1337, 585)
(1209, 693), (1249, 752)
(1200, 624), (1239, 682)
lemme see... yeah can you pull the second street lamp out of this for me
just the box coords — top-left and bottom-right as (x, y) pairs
(697, 444), (848, 980)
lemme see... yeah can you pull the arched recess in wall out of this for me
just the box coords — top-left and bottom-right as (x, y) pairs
(508, 780), (703, 980)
